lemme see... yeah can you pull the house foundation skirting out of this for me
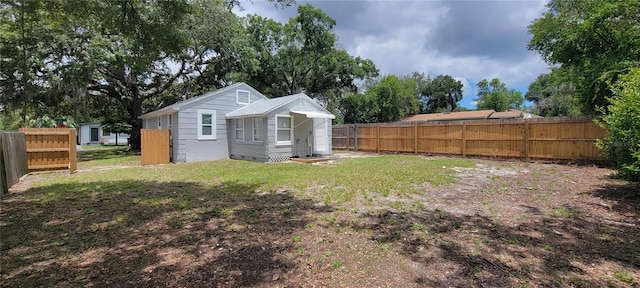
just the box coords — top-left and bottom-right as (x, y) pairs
(268, 155), (292, 163)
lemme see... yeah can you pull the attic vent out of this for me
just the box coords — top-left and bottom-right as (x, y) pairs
(237, 90), (250, 105)
(300, 98), (306, 107)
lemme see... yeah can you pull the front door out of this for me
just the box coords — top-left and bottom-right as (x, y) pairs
(90, 127), (99, 142)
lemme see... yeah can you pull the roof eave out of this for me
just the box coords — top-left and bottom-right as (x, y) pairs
(225, 112), (267, 119)
(139, 107), (179, 119)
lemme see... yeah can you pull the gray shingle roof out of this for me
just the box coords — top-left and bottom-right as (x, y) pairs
(225, 93), (306, 118)
(139, 82), (248, 119)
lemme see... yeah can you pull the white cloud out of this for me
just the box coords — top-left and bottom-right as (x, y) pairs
(233, 0), (551, 107)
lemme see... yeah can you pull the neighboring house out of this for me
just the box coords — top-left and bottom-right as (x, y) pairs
(139, 82), (334, 163)
(489, 110), (542, 119)
(77, 122), (130, 145)
(401, 109), (541, 122)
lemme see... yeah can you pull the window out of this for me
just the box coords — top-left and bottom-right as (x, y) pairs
(235, 119), (244, 141)
(276, 115), (292, 145)
(237, 90), (250, 105)
(102, 130), (111, 136)
(253, 117), (263, 142)
(168, 114), (172, 131)
(158, 118), (162, 128)
(197, 109), (216, 140)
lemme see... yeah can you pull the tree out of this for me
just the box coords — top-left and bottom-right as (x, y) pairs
(597, 68), (640, 182)
(399, 72), (431, 112)
(340, 92), (380, 124)
(1, 0), (288, 150)
(340, 75), (419, 123)
(0, 0), (75, 123)
(239, 4), (378, 108)
(526, 69), (581, 117)
(422, 75), (463, 113)
(527, 0), (640, 114)
(475, 78), (523, 112)
(102, 121), (132, 147)
(83, 0), (249, 150)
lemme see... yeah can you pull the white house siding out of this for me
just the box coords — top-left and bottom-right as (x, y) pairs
(265, 101), (325, 162)
(78, 122), (130, 145)
(78, 123), (101, 145)
(227, 117), (268, 162)
(177, 84), (266, 163)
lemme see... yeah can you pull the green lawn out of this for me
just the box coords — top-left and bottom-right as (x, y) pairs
(1, 152), (474, 286)
(3, 151), (636, 287)
(63, 153), (475, 206)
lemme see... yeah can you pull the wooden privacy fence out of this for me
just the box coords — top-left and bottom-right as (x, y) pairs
(1, 131), (29, 195)
(141, 129), (170, 165)
(18, 128), (77, 172)
(333, 117), (606, 161)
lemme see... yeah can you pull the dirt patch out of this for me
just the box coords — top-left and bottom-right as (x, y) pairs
(2, 155), (638, 287)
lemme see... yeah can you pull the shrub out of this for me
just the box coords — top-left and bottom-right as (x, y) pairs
(597, 68), (640, 182)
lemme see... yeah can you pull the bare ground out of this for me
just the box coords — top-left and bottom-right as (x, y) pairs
(1, 154), (639, 287)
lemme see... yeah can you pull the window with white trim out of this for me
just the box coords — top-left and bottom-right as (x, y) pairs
(158, 118), (162, 128)
(235, 119), (244, 141)
(197, 109), (216, 140)
(237, 90), (250, 105)
(253, 117), (263, 142)
(168, 114), (172, 131)
(275, 115), (292, 145)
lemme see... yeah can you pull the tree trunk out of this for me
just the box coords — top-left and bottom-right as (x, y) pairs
(129, 117), (142, 150)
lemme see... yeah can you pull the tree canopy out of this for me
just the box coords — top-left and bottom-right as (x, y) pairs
(238, 4), (378, 112)
(527, 0), (640, 114)
(421, 75), (463, 113)
(340, 74), (422, 124)
(525, 68), (581, 117)
(597, 68), (640, 182)
(0, 0), (289, 149)
(475, 78), (524, 112)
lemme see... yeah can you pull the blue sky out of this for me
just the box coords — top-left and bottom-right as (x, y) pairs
(234, 0), (551, 109)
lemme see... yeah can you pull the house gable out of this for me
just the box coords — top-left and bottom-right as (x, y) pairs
(225, 93), (334, 119)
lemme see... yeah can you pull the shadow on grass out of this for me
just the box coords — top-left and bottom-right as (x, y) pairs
(346, 202), (639, 287)
(78, 147), (139, 162)
(0, 180), (333, 287)
(586, 181), (640, 216)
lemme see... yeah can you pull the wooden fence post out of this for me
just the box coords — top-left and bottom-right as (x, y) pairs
(414, 122), (418, 154)
(377, 125), (380, 153)
(346, 125), (350, 151)
(354, 125), (358, 151)
(462, 122), (467, 157)
(69, 129), (77, 173)
(524, 121), (530, 161)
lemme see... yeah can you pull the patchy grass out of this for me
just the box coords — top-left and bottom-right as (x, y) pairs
(2, 151), (639, 287)
(613, 270), (635, 284)
(77, 146), (139, 169)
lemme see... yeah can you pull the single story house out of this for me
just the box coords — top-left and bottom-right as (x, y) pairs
(77, 122), (130, 145)
(139, 82), (334, 163)
(401, 109), (541, 122)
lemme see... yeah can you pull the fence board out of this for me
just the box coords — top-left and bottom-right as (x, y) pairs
(18, 128), (76, 173)
(141, 129), (170, 165)
(333, 117), (606, 161)
(332, 126), (348, 149)
(356, 126), (378, 151)
(1, 132), (29, 194)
